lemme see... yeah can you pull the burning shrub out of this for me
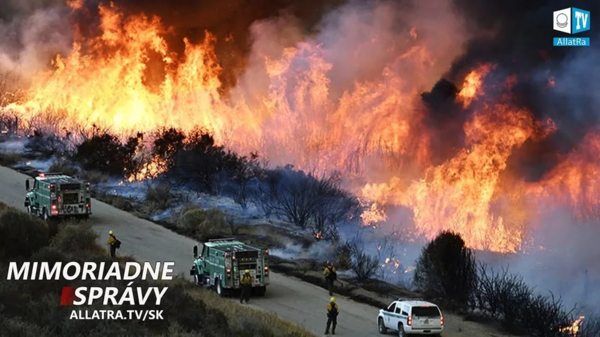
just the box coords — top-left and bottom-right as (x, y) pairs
(179, 208), (229, 240)
(521, 292), (574, 337)
(579, 314), (600, 337)
(413, 231), (477, 308)
(0, 208), (49, 260)
(152, 127), (186, 172)
(73, 129), (141, 177)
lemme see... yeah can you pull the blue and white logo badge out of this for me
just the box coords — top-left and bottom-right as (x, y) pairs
(553, 7), (591, 47)
(553, 7), (590, 34)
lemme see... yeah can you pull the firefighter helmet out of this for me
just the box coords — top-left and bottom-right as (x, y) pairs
(109, 230), (114, 235)
(245, 269), (250, 274)
(330, 297), (336, 303)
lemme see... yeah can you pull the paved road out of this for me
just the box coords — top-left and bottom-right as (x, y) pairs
(0, 165), (384, 337)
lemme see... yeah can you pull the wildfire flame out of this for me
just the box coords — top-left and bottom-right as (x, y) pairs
(1, 2), (599, 254)
(559, 316), (585, 336)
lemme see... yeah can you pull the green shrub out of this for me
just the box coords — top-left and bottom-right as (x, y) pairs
(48, 159), (78, 176)
(145, 184), (173, 211)
(180, 208), (228, 239)
(0, 209), (49, 260)
(0, 152), (21, 166)
(49, 223), (100, 254)
(111, 195), (132, 211)
(413, 231), (477, 307)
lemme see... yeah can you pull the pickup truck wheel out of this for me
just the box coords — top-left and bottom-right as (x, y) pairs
(397, 324), (406, 337)
(378, 318), (388, 334)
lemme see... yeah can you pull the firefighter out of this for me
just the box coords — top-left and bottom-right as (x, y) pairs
(107, 230), (121, 258)
(240, 269), (253, 304)
(325, 297), (339, 335)
(323, 261), (337, 296)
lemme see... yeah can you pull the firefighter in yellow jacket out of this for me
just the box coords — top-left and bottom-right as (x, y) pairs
(240, 270), (253, 304)
(323, 261), (337, 296)
(107, 230), (121, 258)
(325, 297), (339, 335)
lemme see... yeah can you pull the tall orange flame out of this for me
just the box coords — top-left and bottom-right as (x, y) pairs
(2, 2), (599, 253)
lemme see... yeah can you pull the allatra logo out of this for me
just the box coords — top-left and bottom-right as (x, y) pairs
(556, 13), (568, 28)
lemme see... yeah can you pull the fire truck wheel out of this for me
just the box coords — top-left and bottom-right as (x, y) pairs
(215, 279), (225, 297)
(255, 286), (266, 297)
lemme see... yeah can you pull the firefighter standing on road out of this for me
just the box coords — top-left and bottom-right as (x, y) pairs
(240, 270), (253, 304)
(107, 230), (121, 258)
(324, 261), (337, 296)
(325, 297), (339, 335)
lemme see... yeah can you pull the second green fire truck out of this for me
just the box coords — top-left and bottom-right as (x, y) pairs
(190, 238), (270, 297)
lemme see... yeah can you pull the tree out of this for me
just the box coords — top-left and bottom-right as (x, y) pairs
(255, 167), (360, 240)
(413, 231), (477, 307)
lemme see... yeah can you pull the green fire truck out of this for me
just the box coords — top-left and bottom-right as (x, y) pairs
(190, 238), (270, 297)
(24, 172), (92, 220)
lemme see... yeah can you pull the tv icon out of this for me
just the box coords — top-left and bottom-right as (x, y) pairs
(553, 7), (590, 34)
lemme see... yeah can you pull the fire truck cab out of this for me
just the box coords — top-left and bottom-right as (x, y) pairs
(24, 172), (92, 220)
(190, 238), (270, 297)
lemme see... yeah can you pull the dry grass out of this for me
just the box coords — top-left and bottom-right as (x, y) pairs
(188, 287), (315, 336)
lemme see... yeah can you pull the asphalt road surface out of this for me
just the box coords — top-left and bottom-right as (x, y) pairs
(0, 165), (386, 337)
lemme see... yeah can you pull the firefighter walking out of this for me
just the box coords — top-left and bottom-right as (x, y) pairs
(324, 261), (337, 296)
(107, 230), (121, 258)
(325, 297), (339, 335)
(240, 269), (253, 304)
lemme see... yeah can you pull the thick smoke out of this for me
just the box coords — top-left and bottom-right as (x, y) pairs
(0, 0), (73, 77)
(432, 0), (600, 314)
(447, 0), (600, 180)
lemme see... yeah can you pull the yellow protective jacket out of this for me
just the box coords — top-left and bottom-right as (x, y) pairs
(107, 235), (116, 245)
(327, 303), (339, 315)
(324, 266), (336, 277)
(241, 274), (253, 286)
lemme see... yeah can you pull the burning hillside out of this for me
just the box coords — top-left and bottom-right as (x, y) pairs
(1, 0), (600, 254)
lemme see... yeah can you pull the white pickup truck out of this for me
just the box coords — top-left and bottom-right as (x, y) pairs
(377, 298), (444, 336)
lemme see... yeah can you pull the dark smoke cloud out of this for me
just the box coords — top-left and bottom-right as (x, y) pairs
(423, 0), (600, 181)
